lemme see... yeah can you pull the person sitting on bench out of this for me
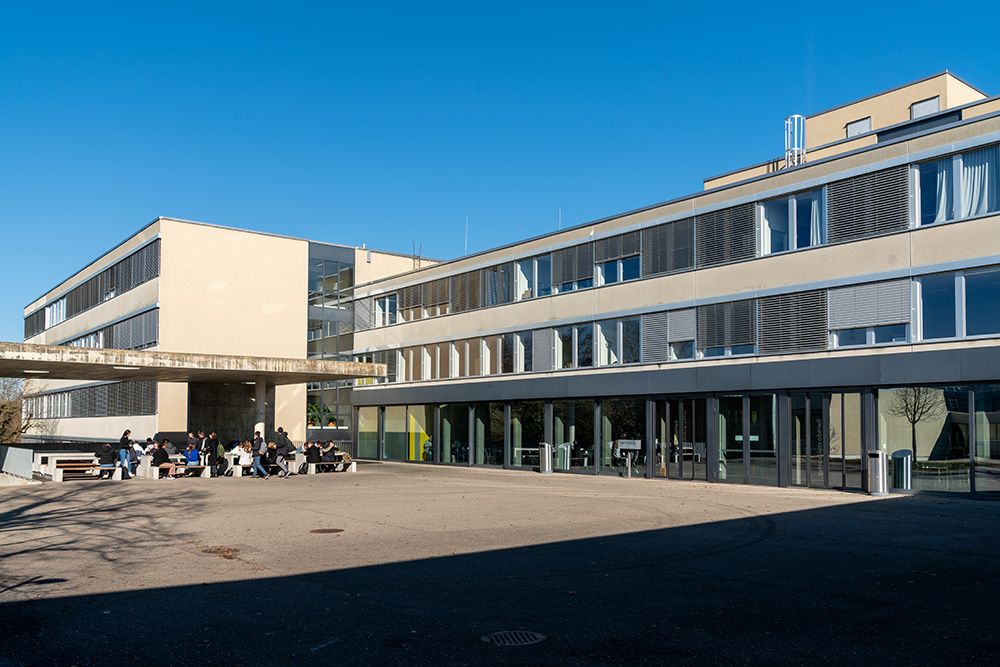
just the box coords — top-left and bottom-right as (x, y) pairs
(152, 440), (177, 479)
(98, 443), (117, 479)
(183, 444), (200, 473)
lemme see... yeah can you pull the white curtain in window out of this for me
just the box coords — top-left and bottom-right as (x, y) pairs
(931, 159), (952, 223)
(962, 145), (1000, 218)
(760, 205), (771, 255)
(809, 189), (825, 246)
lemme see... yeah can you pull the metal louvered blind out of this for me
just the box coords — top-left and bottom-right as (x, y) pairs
(532, 328), (552, 371)
(595, 231), (640, 263)
(481, 262), (514, 306)
(697, 299), (757, 348)
(552, 243), (594, 285)
(827, 165), (909, 244)
(758, 290), (828, 354)
(451, 273), (469, 312)
(397, 285), (419, 310)
(668, 308), (696, 341)
(108, 309), (159, 350)
(642, 218), (695, 277)
(353, 297), (373, 331)
(696, 204), (755, 268)
(828, 279), (911, 329)
(641, 311), (669, 363)
(420, 278), (448, 307)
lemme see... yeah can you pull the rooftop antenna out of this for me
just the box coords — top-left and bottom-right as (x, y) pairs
(558, 208), (562, 230)
(785, 114), (806, 168)
(465, 216), (469, 255)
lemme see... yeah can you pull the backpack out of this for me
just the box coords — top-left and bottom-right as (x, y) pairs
(257, 439), (268, 455)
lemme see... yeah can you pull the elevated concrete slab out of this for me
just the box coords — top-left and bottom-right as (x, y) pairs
(0, 341), (384, 385)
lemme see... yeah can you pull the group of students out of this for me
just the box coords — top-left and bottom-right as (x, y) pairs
(96, 427), (349, 480)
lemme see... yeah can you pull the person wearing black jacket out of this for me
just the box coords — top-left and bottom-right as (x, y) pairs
(97, 443), (117, 479)
(273, 427), (291, 478)
(206, 431), (221, 477)
(152, 440), (177, 479)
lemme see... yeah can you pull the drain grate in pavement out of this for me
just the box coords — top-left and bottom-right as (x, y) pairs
(310, 529), (344, 534)
(480, 630), (547, 646)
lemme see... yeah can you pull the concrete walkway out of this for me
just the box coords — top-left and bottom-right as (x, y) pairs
(0, 464), (997, 665)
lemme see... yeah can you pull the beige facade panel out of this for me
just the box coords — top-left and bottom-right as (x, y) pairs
(354, 248), (430, 286)
(29, 415), (157, 442)
(805, 73), (961, 149)
(910, 214), (1000, 269)
(24, 220), (161, 314)
(158, 219), (307, 358)
(26, 279), (159, 347)
(963, 98), (1000, 121)
(274, 384), (306, 443)
(947, 76), (989, 109)
(156, 382), (188, 434)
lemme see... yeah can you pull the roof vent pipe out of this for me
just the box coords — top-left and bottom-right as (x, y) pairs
(784, 114), (806, 167)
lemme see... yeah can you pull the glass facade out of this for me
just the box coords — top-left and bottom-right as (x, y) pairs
(552, 399), (595, 472)
(473, 403), (505, 465)
(440, 403), (469, 464)
(510, 401), (544, 468)
(600, 397), (646, 476)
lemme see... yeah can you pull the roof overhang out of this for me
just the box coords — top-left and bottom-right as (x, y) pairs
(0, 342), (385, 385)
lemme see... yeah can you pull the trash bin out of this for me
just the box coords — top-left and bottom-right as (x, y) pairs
(538, 443), (553, 474)
(891, 450), (912, 490)
(867, 450), (888, 496)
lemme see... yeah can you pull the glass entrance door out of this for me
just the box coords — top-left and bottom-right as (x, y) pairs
(653, 398), (708, 480)
(790, 391), (862, 490)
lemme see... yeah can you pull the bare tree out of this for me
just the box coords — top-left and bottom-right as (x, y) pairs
(1, 378), (35, 443)
(884, 387), (946, 461)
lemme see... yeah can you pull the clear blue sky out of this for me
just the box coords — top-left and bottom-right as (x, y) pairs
(2, 1), (999, 344)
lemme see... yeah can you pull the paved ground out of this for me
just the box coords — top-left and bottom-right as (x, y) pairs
(1, 463), (998, 666)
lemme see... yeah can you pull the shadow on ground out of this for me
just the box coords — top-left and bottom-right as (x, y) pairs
(0, 492), (998, 666)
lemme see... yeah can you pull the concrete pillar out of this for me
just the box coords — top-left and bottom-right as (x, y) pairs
(254, 375), (266, 439)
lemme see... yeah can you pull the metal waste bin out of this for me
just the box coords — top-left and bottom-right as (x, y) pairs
(891, 449), (912, 490)
(867, 450), (888, 496)
(538, 442), (553, 474)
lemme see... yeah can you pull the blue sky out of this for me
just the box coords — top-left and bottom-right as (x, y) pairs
(2, 1), (999, 344)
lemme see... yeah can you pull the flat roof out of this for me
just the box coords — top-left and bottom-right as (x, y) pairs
(0, 342), (385, 385)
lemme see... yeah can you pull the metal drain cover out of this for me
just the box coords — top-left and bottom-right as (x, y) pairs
(480, 630), (547, 646)
(310, 528), (344, 534)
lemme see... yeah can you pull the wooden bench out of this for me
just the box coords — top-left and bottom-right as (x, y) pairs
(147, 463), (210, 479)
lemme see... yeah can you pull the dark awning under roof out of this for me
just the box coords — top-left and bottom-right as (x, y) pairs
(0, 342), (385, 385)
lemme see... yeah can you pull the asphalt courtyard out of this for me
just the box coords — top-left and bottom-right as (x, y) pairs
(1, 463), (998, 666)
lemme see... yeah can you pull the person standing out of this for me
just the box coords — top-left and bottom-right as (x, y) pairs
(207, 431), (221, 477)
(274, 427), (291, 478)
(252, 431), (270, 479)
(118, 430), (133, 480)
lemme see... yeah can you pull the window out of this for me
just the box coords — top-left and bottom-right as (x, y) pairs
(910, 96), (940, 120)
(846, 117), (872, 138)
(595, 231), (640, 286)
(833, 324), (907, 347)
(597, 317), (640, 366)
(965, 267), (1000, 336)
(641, 309), (695, 363)
(759, 189), (825, 255)
(696, 300), (757, 357)
(374, 294), (397, 327)
(501, 333), (515, 373)
(554, 324), (593, 368)
(515, 255), (552, 300)
(516, 331), (533, 372)
(642, 218), (694, 277)
(961, 145), (1000, 218)
(919, 273), (956, 340)
(552, 243), (594, 294)
(916, 158), (955, 226)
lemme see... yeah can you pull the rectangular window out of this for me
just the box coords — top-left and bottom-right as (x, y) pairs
(484, 335), (500, 375)
(468, 338), (482, 376)
(516, 258), (534, 300)
(965, 267), (1000, 336)
(622, 317), (640, 363)
(517, 331), (533, 372)
(696, 203), (755, 267)
(501, 333), (515, 373)
(961, 145), (1000, 219)
(827, 166), (909, 243)
(536, 254), (552, 297)
(556, 326), (573, 369)
(920, 273), (956, 340)
(846, 117), (872, 138)
(835, 327), (867, 347)
(598, 319), (619, 366)
(916, 158), (955, 226)
(697, 299), (757, 356)
(670, 340), (694, 360)
(456, 340), (468, 378)
(575, 324), (593, 368)
(873, 324), (907, 344)
(552, 243), (594, 293)
(642, 218), (694, 277)
(759, 189), (825, 255)
(910, 96), (940, 120)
